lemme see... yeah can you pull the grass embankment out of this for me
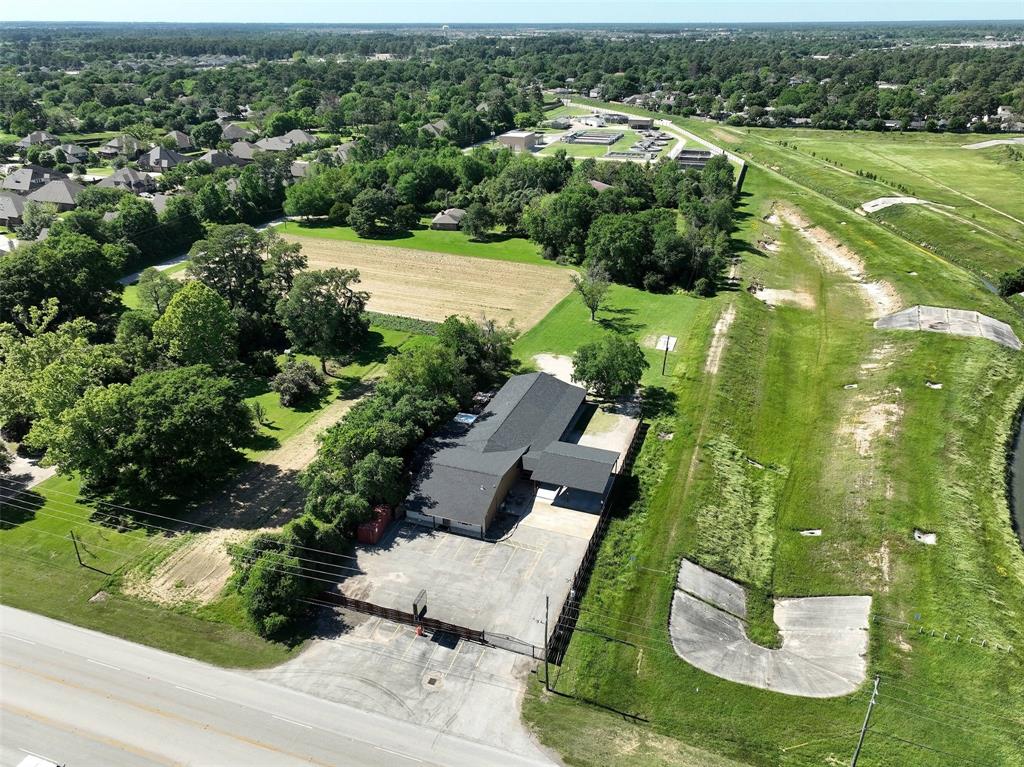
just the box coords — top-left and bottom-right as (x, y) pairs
(275, 218), (553, 267)
(0, 328), (429, 667)
(525, 162), (1024, 766)
(515, 283), (704, 388)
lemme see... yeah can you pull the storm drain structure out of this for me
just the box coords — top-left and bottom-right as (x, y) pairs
(874, 305), (1022, 351)
(564, 130), (623, 145)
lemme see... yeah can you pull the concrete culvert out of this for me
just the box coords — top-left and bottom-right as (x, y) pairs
(914, 530), (938, 545)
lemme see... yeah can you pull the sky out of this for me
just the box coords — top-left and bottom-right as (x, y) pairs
(5, 0), (1023, 24)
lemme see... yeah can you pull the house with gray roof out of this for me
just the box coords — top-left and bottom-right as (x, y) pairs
(420, 119), (449, 139)
(164, 130), (193, 150)
(97, 134), (143, 159)
(2, 165), (67, 194)
(139, 146), (187, 172)
(50, 143), (89, 164)
(98, 167), (156, 194)
(255, 129), (316, 153)
(16, 131), (60, 149)
(405, 373), (620, 538)
(197, 149), (243, 168)
(430, 207), (466, 231)
(221, 122), (254, 141)
(27, 178), (85, 211)
(334, 141), (356, 163)
(0, 192), (25, 227)
(230, 141), (259, 162)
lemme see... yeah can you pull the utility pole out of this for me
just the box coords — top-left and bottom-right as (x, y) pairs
(543, 595), (550, 691)
(850, 675), (880, 767)
(69, 530), (83, 567)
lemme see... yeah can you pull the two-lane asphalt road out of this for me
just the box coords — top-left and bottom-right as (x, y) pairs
(0, 606), (553, 766)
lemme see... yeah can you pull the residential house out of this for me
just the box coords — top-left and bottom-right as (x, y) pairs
(334, 141), (356, 163)
(0, 192), (25, 227)
(16, 131), (60, 149)
(97, 167), (156, 194)
(405, 373), (620, 538)
(97, 135), (143, 159)
(420, 119), (449, 139)
(1, 165), (67, 194)
(221, 122), (254, 142)
(290, 161), (310, 181)
(50, 143), (89, 164)
(197, 150), (243, 168)
(230, 141), (259, 162)
(26, 178), (85, 211)
(139, 146), (187, 172)
(164, 130), (193, 150)
(430, 208), (466, 231)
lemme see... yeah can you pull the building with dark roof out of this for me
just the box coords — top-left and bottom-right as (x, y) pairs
(221, 122), (254, 141)
(430, 208), (466, 231)
(197, 149), (243, 168)
(50, 143), (89, 164)
(26, 178), (85, 211)
(230, 141), (259, 162)
(139, 146), (187, 172)
(405, 373), (620, 537)
(676, 149), (714, 170)
(97, 167), (156, 194)
(0, 192), (25, 227)
(164, 130), (193, 150)
(97, 134), (143, 159)
(1, 165), (67, 194)
(16, 131), (60, 149)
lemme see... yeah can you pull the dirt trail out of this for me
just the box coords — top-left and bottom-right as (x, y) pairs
(705, 303), (736, 375)
(777, 206), (901, 318)
(750, 288), (816, 310)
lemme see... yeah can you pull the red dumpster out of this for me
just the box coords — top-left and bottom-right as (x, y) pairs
(356, 505), (393, 545)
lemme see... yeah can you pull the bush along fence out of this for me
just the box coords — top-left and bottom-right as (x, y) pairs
(547, 419), (649, 665)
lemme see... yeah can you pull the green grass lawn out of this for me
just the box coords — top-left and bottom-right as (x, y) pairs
(515, 283), (707, 387)
(544, 104), (597, 120)
(0, 325), (431, 668)
(539, 129), (646, 158)
(121, 261), (189, 309)
(0, 475), (297, 668)
(276, 218), (555, 267)
(525, 157), (1024, 767)
(83, 165), (115, 177)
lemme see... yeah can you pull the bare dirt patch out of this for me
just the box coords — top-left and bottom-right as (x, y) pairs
(705, 303), (736, 375)
(751, 287), (816, 310)
(282, 234), (573, 330)
(126, 529), (245, 606)
(842, 399), (902, 458)
(533, 353), (575, 383)
(777, 206), (901, 318)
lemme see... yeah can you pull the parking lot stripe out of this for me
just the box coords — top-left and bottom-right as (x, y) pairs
(523, 548), (544, 581)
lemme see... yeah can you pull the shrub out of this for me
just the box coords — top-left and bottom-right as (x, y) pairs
(271, 359), (325, 407)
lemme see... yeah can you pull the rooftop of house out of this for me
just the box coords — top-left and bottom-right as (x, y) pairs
(26, 178), (85, 206)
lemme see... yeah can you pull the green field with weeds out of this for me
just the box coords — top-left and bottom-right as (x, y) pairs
(525, 148), (1024, 766)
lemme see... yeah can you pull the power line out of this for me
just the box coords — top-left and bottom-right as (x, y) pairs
(874, 673), (1024, 724)
(866, 728), (997, 767)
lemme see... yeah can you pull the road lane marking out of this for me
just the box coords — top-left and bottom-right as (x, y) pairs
(174, 685), (216, 700)
(86, 658), (121, 671)
(1, 632), (37, 645)
(374, 745), (424, 762)
(272, 714), (313, 729)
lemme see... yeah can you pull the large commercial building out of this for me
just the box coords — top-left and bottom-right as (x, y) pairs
(405, 373), (620, 538)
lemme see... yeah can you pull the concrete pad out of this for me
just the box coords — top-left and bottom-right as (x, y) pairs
(676, 559), (747, 618)
(874, 305), (1022, 351)
(670, 560), (871, 698)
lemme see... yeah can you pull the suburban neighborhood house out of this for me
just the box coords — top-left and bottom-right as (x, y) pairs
(405, 372), (621, 538)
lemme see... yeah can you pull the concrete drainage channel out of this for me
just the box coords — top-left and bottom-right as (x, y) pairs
(668, 560), (872, 698)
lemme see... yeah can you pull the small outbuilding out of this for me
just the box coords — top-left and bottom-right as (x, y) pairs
(430, 208), (466, 231)
(497, 130), (538, 153)
(627, 116), (654, 130)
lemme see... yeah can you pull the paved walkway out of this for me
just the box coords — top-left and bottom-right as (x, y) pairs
(669, 560), (871, 698)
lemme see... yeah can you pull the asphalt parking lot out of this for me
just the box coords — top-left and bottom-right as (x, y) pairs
(338, 485), (599, 647)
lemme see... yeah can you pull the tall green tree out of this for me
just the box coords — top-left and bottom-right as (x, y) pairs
(152, 281), (237, 367)
(572, 334), (649, 398)
(276, 269), (369, 373)
(571, 261), (611, 322)
(135, 267), (181, 316)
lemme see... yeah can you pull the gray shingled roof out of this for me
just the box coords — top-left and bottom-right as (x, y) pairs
(27, 178), (85, 206)
(165, 130), (193, 149)
(97, 167), (155, 193)
(221, 123), (254, 141)
(142, 146), (187, 170)
(0, 192), (25, 221)
(1, 165), (67, 193)
(405, 373), (618, 528)
(16, 131), (59, 148)
(230, 141), (258, 161)
(431, 208), (466, 227)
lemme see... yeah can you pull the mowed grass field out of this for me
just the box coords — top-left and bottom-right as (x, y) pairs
(280, 231), (574, 329)
(524, 157), (1024, 767)
(515, 284), (711, 388)
(700, 123), (1024, 281)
